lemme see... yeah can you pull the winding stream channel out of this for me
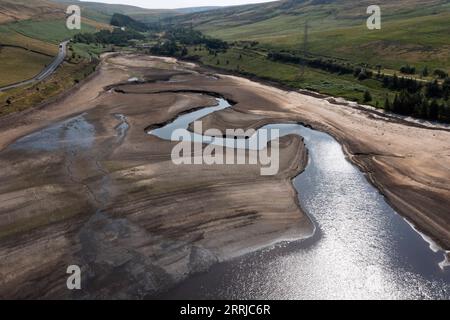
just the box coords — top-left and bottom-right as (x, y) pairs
(150, 97), (450, 299)
(5, 94), (449, 299)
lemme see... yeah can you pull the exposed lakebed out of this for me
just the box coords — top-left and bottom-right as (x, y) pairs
(3, 94), (449, 299)
(149, 97), (450, 299)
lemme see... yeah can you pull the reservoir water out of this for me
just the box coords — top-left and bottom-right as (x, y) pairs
(150, 97), (450, 299)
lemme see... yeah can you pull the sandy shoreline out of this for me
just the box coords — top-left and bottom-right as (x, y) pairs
(115, 62), (450, 249)
(0, 53), (449, 298)
(0, 54), (311, 298)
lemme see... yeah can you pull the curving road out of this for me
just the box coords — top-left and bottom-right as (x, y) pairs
(0, 40), (69, 92)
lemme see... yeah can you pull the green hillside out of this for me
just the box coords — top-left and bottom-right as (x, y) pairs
(0, 0), (112, 114)
(0, 46), (53, 87)
(149, 0), (449, 121)
(174, 0), (450, 72)
(51, 0), (181, 23)
(50, 1), (222, 23)
(4, 19), (98, 44)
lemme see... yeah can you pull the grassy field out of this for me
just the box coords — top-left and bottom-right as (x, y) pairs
(0, 59), (98, 116)
(189, 46), (394, 107)
(0, 47), (53, 86)
(6, 19), (98, 44)
(0, 14), (111, 87)
(177, 0), (450, 73)
(0, 0), (115, 115)
(0, 42), (109, 116)
(165, 0), (450, 112)
(0, 24), (58, 55)
(0, 0), (63, 24)
(67, 42), (112, 64)
(203, 12), (450, 73)
(0, 19), (93, 88)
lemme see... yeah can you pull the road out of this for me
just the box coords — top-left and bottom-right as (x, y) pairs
(0, 40), (69, 92)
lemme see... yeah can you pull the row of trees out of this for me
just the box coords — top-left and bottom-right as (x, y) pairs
(381, 74), (422, 93)
(267, 50), (450, 122)
(73, 29), (145, 46)
(149, 39), (181, 56)
(381, 74), (450, 98)
(425, 78), (450, 99)
(165, 27), (229, 50)
(110, 13), (150, 32)
(399, 65), (448, 79)
(399, 65), (416, 75)
(268, 51), (449, 95)
(384, 90), (450, 123)
(268, 51), (353, 75)
(433, 69), (448, 79)
(149, 27), (228, 57)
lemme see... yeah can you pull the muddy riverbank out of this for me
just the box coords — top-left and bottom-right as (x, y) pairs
(0, 54), (449, 298)
(0, 55), (311, 298)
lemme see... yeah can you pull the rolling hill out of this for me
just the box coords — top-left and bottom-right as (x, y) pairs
(49, 0), (219, 24)
(0, 0), (111, 89)
(0, 0), (111, 46)
(0, 0), (218, 90)
(50, 0), (174, 23)
(172, 0), (450, 71)
(0, 0), (113, 113)
(0, 0), (64, 24)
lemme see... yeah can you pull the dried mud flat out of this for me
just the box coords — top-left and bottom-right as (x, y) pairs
(0, 54), (449, 299)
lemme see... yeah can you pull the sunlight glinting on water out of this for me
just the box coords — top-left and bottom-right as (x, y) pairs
(156, 99), (450, 299)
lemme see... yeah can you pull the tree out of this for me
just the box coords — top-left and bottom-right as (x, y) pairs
(425, 80), (442, 98)
(429, 100), (439, 120)
(391, 73), (399, 89)
(442, 77), (450, 100)
(400, 65), (415, 74)
(110, 13), (149, 32)
(440, 103), (450, 122)
(376, 65), (382, 77)
(363, 90), (372, 102)
(433, 69), (448, 79)
(357, 69), (369, 80)
(384, 97), (391, 112)
(392, 94), (399, 113)
(421, 66), (429, 77)
(419, 99), (429, 119)
(382, 75), (390, 88)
